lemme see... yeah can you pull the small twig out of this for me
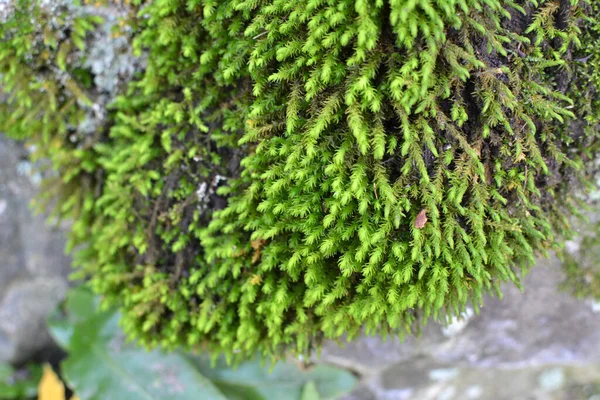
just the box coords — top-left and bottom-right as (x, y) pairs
(575, 54), (593, 64)
(252, 31), (269, 40)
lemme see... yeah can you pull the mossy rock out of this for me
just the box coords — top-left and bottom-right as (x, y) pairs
(1, 0), (600, 362)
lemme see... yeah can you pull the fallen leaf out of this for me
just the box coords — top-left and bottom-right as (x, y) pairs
(38, 364), (79, 400)
(38, 364), (65, 400)
(414, 209), (428, 229)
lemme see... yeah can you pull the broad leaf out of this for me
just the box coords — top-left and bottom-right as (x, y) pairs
(48, 287), (357, 400)
(47, 288), (111, 351)
(301, 381), (321, 400)
(48, 288), (226, 400)
(185, 356), (355, 400)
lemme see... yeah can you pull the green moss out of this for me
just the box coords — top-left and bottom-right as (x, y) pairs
(2, 0), (600, 362)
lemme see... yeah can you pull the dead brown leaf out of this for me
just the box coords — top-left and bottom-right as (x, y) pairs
(414, 209), (428, 229)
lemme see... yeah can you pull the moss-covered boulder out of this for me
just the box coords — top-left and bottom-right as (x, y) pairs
(1, 0), (599, 361)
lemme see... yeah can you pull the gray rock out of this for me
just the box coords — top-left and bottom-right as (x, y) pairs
(0, 136), (71, 365)
(0, 1), (136, 365)
(324, 257), (600, 399)
(0, 278), (68, 363)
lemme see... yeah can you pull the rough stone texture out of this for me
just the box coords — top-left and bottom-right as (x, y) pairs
(0, 2), (138, 367)
(322, 256), (600, 399)
(0, 136), (71, 365)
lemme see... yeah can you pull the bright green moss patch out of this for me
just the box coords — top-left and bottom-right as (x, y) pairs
(2, 0), (600, 362)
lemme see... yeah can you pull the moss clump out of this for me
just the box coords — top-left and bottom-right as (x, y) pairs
(2, 0), (600, 362)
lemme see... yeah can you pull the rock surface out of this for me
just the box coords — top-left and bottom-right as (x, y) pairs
(0, 136), (71, 365)
(322, 256), (600, 399)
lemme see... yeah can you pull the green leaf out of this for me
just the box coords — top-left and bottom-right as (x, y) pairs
(185, 356), (355, 400)
(47, 286), (104, 350)
(48, 287), (227, 400)
(48, 287), (356, 400)
(301, 381), (321, 400)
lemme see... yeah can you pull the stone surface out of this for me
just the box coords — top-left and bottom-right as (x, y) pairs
(0, 136), (71, 365)
(322, 257), (600, 399)
(0, 279), (68, 363)
(0, 2), (137, 367)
